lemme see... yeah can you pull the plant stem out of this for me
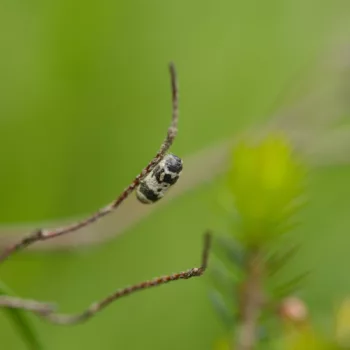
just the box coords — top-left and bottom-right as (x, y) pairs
(236, 249), (265, 350)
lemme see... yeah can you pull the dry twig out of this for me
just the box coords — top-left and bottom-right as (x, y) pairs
(0, 233), (211, 325)
(0, 296), (55, 313)
(0, 63), (212, 326)
(0, 63), (179, 264)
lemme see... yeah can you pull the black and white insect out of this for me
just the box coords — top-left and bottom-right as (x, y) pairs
(136, 153), (183, 204)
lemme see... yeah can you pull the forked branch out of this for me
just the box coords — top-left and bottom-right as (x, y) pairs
(0, 233), (211, 325)
(0, 63), (179, 264)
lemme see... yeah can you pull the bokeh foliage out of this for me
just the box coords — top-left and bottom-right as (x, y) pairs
(1, 0), (350, 349)
(227, 136), (304, 245)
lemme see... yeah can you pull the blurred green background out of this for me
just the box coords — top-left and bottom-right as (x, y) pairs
(1, 0), (350, 349)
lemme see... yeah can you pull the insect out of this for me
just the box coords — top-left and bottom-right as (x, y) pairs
(136, 153), (183, 204)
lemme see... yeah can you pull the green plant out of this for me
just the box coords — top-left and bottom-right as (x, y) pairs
(210, 134), (350, 349)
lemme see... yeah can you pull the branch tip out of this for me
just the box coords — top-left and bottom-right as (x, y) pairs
(0, 232), (211, 325)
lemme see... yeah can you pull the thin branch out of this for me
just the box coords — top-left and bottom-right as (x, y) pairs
(0, 233), (211, 325)
(0, 62), (179, 264)
(0, 296), (55, 313)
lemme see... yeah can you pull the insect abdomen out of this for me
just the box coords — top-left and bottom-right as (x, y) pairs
(136, 154), (183, 204)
